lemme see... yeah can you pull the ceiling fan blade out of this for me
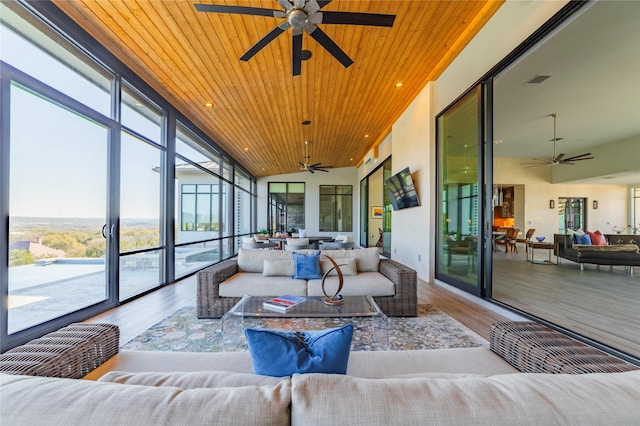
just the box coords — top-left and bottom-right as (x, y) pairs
(555, 153), (565, 162)
(309, 169), (315, 174)
(194, 4), (281, 17)
(309, 162), (322, 168)
(317, 169), (330, 172)
(316, 0), (333, 9)
(563, 156), (595, 163)
(563, 153), (593, 161)
(293, 0), (305, 9)
(307, 25), (353, 68)
(240, 24), (288, 61)
(321, 11), (396, 27)
(292, 33), (303, 76)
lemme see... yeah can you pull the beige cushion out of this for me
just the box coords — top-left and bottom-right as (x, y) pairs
(319, 258), (357, 276)
(321, 247), (380, 272)
(286, 237), (309, 246)
(307, 272), (394, 297)
(290, 371), (640, 426)
(242, 237), (255, 245)
(98, 370), (286, 388)
(263, 259), (295, 276)
(1, 373), (291, 426)
(237, 248), (294, 272)
(219, 272), (307, 297)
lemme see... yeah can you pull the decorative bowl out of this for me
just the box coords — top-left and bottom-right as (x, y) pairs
(535, 236), (545, 242)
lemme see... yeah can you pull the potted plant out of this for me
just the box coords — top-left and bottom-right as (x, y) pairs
(256, 228), (269, 240)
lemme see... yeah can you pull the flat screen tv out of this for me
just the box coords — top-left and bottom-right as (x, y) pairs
(385, 167), (420, 210)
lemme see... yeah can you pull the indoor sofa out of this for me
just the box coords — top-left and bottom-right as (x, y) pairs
(1, 322), (638, 425)
(554, 233), (640, 273)
(196, 247), (417, 318)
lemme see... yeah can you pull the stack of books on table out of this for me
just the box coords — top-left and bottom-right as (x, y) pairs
(262, 295), (306, 313)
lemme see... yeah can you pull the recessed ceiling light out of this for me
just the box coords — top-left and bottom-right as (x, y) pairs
(395, 82), (403, 88)
(301, 50), (312, 61)
(364, 134), (370, 138)
(244, 147), (249, 151)
(350, 158), (354, 161)
(204, 102), (214, 108)
(302, 120), (312, 125)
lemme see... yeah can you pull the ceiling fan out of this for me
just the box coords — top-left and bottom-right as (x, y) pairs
(299, 140), (333, 173)
(521, 113), (594, 168)
(194, 0), (395, 76)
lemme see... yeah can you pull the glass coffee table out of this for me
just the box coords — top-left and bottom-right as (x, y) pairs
(222, 295), (389, 351)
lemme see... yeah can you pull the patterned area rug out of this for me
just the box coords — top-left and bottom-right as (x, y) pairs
(123, 305), (488, 352)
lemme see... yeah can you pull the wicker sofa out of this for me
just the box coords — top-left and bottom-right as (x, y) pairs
(196, 247), (418, 318)
(1, 321), (638, 425)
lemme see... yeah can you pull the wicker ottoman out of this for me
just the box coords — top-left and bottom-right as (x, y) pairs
(490, 321), (637, 374)
(0, 323), (119, 378)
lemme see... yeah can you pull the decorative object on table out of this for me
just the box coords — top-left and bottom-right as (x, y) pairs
(629, 224), (639, 234)
(549, 200), (555, 209)
(592, 200), (598, 209)
(535, 236), (545, 242)
(612, 226), (626, 234)
(262, 295), (306, 313)
(244, 324), (353, 376)
(321, 255), (344, 306)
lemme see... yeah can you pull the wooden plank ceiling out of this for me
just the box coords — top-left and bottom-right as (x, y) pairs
(53, 0), (503, 177)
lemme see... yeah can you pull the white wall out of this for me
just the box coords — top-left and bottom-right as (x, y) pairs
(354, 1), (568, 281)
(256, 167), (359, 238)
(494, 158), (628, 238)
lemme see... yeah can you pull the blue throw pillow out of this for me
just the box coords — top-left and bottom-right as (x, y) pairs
(292, 250), (322, 280)
(245, 325), (353, 377)
(576, 234), (592, 245)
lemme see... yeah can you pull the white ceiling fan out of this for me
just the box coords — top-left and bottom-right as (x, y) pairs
(521, 113), (594, 168)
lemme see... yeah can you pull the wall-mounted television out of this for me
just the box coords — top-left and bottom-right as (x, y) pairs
(385, 167), (420, 210)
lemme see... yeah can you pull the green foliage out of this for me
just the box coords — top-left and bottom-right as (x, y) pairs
(9, 250), (33, 267)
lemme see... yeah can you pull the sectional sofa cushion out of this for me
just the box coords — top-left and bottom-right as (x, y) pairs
(245, 325), (353, 377)
(290, 371), (640, 426)
(99, 370), (286, 388)
(1, 373), (291, 426)
(219, 273), (307, 297)
(321, 247), (380, 272)
(237, 248), (294, 273)
(307, 272), (395, 297)
(263, 259), (294, 276)
(320, 257), (358, 276)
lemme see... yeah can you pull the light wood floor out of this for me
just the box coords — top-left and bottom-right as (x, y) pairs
(88, 275), (509, 345)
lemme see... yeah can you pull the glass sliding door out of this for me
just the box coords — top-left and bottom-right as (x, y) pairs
(7, 83), (109, 333)
(436, 87), (482, 294)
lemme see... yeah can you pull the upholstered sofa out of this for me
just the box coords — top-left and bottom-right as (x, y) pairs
(554, 233), (640, 273)
(1, 322), (638, 425)
(197, 247), (418, 318)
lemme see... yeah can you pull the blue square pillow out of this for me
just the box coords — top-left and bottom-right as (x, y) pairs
(245, 325), (353, 377)
(576, 234), (592, 245)
(292, 250), (322, 280)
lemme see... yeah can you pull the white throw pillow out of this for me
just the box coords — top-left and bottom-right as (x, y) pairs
(335, 234), (348, 242)
(263, 259), (295, 276)
(343, 235), (354, 243)
(242, 237), (255, 244)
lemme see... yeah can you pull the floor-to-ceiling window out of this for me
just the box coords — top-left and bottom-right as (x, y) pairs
(268, 183), (305, 233)
(0, 1), (256, 351)
(435, 87), (482, 295)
